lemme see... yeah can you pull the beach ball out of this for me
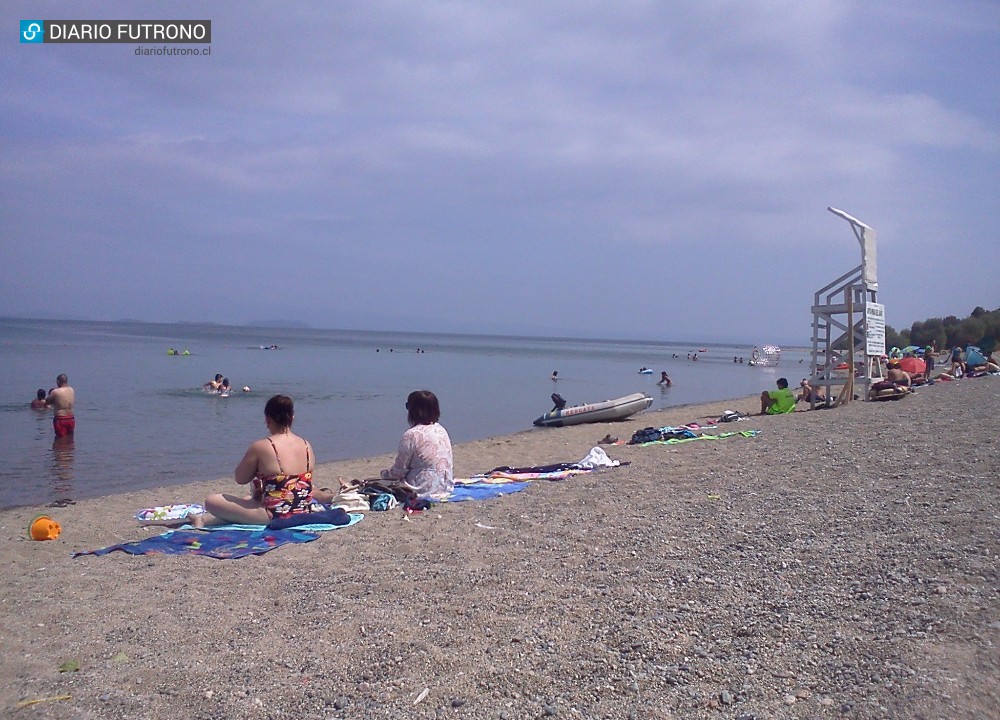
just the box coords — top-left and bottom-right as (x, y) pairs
(29, 515), (61, 541)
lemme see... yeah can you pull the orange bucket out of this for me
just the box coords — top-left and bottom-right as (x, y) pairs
(29, 515), (61, 541)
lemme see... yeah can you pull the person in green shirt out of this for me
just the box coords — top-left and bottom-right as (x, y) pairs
(760, 378), (796, 415)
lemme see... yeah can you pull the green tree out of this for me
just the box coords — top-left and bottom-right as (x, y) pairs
(911, 318), (946, 350)
(955, 317), (985, 346)
(884, 324), (906, 350)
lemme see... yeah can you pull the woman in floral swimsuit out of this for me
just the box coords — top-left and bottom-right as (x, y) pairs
(194, 395), (323, 527)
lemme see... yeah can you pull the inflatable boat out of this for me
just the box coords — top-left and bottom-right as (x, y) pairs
(533, 392), (653, 428)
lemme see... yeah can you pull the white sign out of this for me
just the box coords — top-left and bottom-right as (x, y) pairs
(865, 302), (886, 356)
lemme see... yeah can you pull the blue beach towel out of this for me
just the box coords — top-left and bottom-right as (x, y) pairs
(72, 528), (321, 560)
(447, 481), (531, 503)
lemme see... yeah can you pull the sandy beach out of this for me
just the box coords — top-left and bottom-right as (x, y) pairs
(1, 378), (997, 719)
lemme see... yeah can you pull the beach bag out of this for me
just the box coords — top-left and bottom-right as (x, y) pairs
(718, 410), (744, 423)
(328, 487), (370, 513)
(629, 427), (663, 444)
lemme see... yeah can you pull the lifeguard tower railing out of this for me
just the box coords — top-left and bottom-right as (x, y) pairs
(810, 208), (885, 406)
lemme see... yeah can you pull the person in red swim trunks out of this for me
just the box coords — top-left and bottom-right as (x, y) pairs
(46, 374), (76, 437)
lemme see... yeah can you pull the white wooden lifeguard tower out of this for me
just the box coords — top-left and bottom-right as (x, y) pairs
(810, 207), (886, 405)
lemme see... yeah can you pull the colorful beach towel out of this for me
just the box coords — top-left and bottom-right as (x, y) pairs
(468, 447), (629, 483)
(637, 429), (760, 447)
(72, 528), (321, 560)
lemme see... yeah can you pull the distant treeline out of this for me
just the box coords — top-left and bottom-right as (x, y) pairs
(885, 306), (999, 353)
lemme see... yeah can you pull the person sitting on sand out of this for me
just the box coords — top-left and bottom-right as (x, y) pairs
(193, 395), (329, 527)
(797, 379), (826, 405)
(658, 372), (672, 387)
(380, 389), (454, 501)
(949, 347), (965, 378)
(759, 378), (796, 415)
(31, 389), (47, 409)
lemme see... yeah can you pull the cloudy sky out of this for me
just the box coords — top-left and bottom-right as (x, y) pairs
(2, 2), (997, 344)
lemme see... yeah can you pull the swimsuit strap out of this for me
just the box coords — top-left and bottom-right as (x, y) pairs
(266, 437), (286, 474)
(266, 436), (311, 474)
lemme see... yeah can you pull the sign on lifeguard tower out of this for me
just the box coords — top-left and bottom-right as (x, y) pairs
(865, 302), (885, 356)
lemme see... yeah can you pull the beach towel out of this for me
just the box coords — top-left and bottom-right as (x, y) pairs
(476, 468), (591, 482)
(72, 528), (321, 560)
(637, 429), (760, 446)
(447, 481), (531, 502)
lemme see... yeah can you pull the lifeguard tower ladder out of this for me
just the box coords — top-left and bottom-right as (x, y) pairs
(810, 208), (885, 406)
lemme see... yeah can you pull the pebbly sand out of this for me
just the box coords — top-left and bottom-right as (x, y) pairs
(1, 378), (997, 719)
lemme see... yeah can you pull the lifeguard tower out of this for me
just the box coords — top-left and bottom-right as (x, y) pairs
(810, 207), (885, 405)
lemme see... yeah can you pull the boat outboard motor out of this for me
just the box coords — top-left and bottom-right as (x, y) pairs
(550, 393), (567, 411)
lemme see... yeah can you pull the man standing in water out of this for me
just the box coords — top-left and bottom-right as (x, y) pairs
(46, 374), (75, 437)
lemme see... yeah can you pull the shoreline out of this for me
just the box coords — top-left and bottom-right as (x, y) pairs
(1, 316), (809, 511)
(1, 393), (764, 514)
(2, 382), (996, 718)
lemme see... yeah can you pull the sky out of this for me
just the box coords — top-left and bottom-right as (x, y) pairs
(2, 2), (998, 345)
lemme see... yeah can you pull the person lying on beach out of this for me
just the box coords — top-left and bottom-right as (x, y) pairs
(962, 346), (991, 375)
(380, 389), (454, 501)
(759, 378), (796, 415)
(888, 362), (913, 388)
(868, 362), (913, 398)
(797, 379), (826, 405)
(192, 395), (328, 527)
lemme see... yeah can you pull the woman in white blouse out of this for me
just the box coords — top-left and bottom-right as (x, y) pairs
(381, 390), (454, 500)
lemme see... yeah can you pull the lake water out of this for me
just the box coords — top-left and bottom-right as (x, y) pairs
(0, 318), (805, 508)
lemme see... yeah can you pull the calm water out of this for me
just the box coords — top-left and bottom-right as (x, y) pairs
(0, 318), (805, 509)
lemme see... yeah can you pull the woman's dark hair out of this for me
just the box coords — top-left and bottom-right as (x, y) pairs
(37, 389), (46, 400)
(406, 390), (440, 425)
(264, 395), (295, 429)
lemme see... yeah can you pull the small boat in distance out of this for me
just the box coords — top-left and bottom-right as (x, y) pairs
(533, 392), (653, 428)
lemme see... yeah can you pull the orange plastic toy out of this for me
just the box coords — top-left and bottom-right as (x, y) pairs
(29, 515), (61, 541)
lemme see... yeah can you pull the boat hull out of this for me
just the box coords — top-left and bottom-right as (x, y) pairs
(533, 392), (653, 428)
